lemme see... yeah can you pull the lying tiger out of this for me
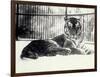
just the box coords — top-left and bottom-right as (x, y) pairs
(20, 17), (92, 59)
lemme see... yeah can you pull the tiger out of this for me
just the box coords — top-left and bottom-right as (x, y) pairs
(51, 17), (92, 55)
(63, 17), (91, 54)
(20, 17), (92, 59)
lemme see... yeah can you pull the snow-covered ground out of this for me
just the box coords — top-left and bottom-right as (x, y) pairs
(16, 41), (95, 73)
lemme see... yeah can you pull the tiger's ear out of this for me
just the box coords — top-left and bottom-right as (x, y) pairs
(77, 17), (81, 21)
(64, 17), (68, 21)
(77, 18), (81, 22)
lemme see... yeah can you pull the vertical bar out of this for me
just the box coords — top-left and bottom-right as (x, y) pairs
(38, 5), (39, 39)
(48, 7), (50, 39)
(42, 6), (43, 40)
(30, 5), (32, 39)
(29, 5), (31, 39)
(87, 15), (89, 41)
(52, 12), (54, 38)
(57, 16), (58, 35)
(37, 5), (40, 39)
(83, 15), (85, 40)
(29, 4), (31, 39)
(34, 5), (36, 39)
(56, 16), (60, 35)
(35, 5), (38, 39)
(39, 5), (40, 39)
(27, 4), (29, 39)
(44, 6), (46, 39)
(24, 4), (26, 38)
(36, 5), (38, 39)
(37, 5), (39, 40)
(42, 6), (43, 39)
(47, 6), (48, 39)
(41, 6), (43, 40)
(32, 5), (34, 39)
(16, 3), (19, 40)
(38, 5), (40, 40)
(18, 4), (20, 27)
(29, 5), (33, 40)
(39, 5), (41, 40)
(19, 5), (22, 39)
(65, 7), (68, 19)
(55, 15), (56, 37)
(45, 5), (47, 39)
(50, 7), (51, 38)
(18, 4), (20, 39)
(33, 5), (37, 39)
(43, 5), (45, 40)
(45, 6), (46, 39)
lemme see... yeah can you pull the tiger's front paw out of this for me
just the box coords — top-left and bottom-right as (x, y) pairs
(84, 49), (93, 55)
(57, 48), (71, 55)
(79, 45), (92, 55)
(64, 48), (71, 55)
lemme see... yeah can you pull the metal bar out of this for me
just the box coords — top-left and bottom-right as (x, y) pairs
(41, 6), (42, 39)
(24, 5), (26, 38)
(46, 6), (47, 39)
(65, 7), (68, 18)
(36, 5), (38, 39)
(48, 7), (50, 38)
(34, 5), (36, 39)
(28, 4), (30, 39)
(16, 4), (19, 40)
(30, 4), (33, 38)
(43, 6), (45, 39)
(38, 5), (40, 39)
(83, 15), (85, 39)
(16, 13), (94, 16)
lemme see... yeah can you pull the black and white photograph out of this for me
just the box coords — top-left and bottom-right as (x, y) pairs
(11, 1), (97, 76)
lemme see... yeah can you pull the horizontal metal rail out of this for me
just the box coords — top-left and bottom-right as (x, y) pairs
(16, 13), (94, 16)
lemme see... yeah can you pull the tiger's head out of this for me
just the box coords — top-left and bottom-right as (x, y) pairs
(64, 17), (82, 40)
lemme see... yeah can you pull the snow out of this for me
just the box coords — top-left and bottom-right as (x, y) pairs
(16, 41), (95, 73)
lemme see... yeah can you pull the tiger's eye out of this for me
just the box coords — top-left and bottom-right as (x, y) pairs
(67, 22), (72, 27)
